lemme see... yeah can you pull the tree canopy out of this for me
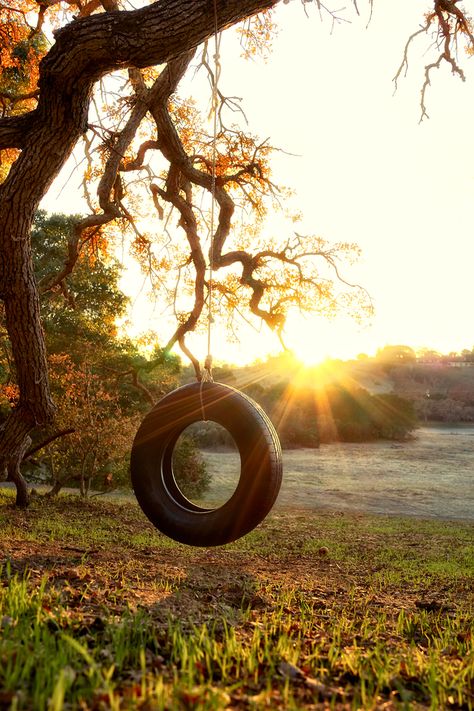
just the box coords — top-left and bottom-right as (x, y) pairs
(0, 0), (473, 505)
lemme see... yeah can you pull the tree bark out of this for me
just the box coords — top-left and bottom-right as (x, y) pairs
(5, 426), (31, 507)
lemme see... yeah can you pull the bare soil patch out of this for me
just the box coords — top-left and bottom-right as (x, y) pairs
(203, 426), (474, 521)
(2, 496), (472, 615)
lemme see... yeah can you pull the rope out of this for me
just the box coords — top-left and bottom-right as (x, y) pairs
(199, 0), (220, 418)
(202, 0), (220, 385)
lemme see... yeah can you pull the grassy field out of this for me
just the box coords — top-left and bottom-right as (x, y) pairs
(0, 489), (473, 710)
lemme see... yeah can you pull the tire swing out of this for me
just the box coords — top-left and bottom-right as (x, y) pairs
(130, 19), (282, 546)
(130, 380), (282, 547)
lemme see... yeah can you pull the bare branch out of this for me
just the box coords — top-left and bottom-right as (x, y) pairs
(394, 1), (474, 120)
(23, 428), (76, 461)
(179, 336), (202, 381)
(393, 20), (432, 92)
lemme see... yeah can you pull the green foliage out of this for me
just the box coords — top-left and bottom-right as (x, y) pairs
(183, 421), (235, 449)
(0, 212), (182, 496)
(319, 385), (417, 442)
(244, 382), (320, 449)
(172, 434), (211, 500)
(31, 211), (128, 355)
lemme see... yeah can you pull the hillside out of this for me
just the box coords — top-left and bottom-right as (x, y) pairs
(206, 353), (474, 426)
(347, 360), (474, 423)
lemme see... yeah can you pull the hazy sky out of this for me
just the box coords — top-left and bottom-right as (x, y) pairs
(42, 1), (474, 364)
(211, 1), (474, 362)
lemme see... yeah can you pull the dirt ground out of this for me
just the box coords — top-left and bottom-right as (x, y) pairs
(202, 426), (474, 522)
(1, 464), (473, 709)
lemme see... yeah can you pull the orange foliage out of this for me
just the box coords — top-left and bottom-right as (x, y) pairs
(169, 97), (202, 155)
(0, 7), (41, 118)
(0, 15), (26, 68)
(0, 147), (19, 182)
(238, 10), (277, 60)
(0, 382), (19, 408)
(81, 224), (110, 261)
(0, 1), (76, 118)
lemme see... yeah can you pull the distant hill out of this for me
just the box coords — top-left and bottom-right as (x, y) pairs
(320, 359), (474, 424)
(196, 351), (474, 430)
(377, 361), (474, 423)
(325, 359), (474, 423)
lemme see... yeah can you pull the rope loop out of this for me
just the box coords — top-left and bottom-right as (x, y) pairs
(199, 354), (214, 421)
(202, 354), (214, 383)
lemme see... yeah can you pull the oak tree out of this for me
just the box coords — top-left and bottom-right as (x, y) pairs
(0, 0), (472, 505)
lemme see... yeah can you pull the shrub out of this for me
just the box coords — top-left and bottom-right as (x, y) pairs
(172, 435), (211, 500)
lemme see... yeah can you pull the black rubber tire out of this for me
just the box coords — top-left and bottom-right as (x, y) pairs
(130, 382), (282, 547)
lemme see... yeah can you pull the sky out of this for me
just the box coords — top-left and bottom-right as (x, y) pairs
(42, 0), (474, 365)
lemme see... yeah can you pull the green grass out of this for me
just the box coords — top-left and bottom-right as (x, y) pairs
(0, 489), (473, 709)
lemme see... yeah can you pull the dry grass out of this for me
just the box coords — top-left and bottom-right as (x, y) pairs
(201, 427), (474, 521)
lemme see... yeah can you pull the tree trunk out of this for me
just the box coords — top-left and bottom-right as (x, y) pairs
(4, 427), (31, 507)
(47, 480), (63, 498)
(0, 196), (58, 503)
(80, 456), (87, 498)
(46, 455), (63, 498)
